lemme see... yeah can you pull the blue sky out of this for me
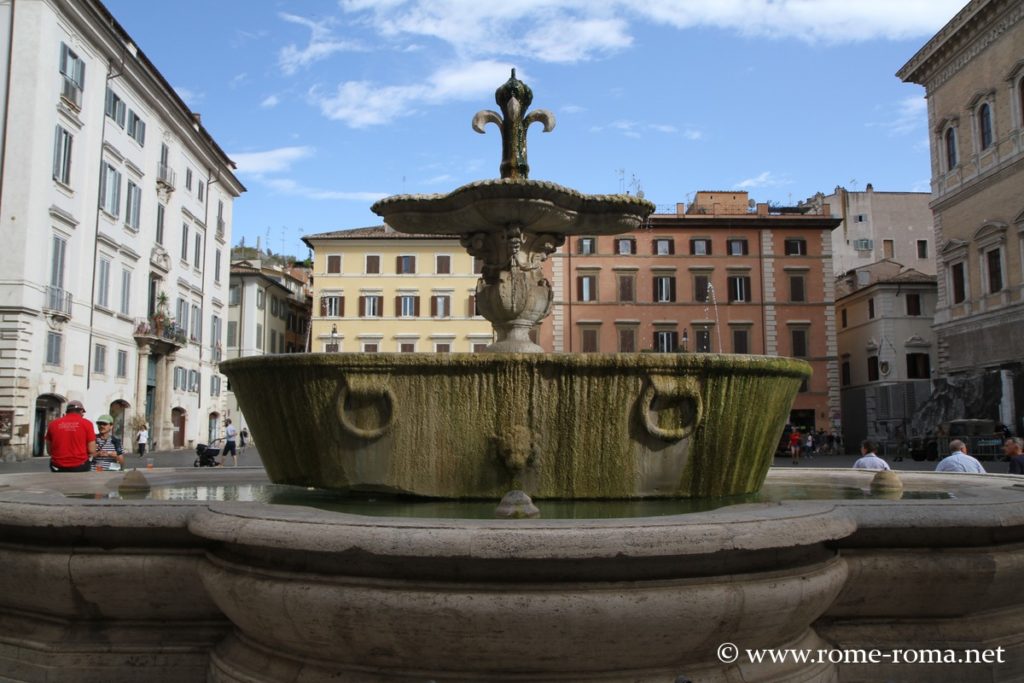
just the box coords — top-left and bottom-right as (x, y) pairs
(104, 0), (964, 259)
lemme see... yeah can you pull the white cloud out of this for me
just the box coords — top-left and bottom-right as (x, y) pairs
(229, 73), (248, 89)
(264, 177), (387, 202)
(423, 173), (454, 184)
(736, 171), (791, 189)
(261, 95), (281, 108)
(278, 12), (362, 75)
(313, 60), (515, 128)
(174, 86), (203, 106)
(627, 0), (963, 43)
(338, 0), (963, 65)
(869, 96), (927, 135)
(340, 1), (632, 63)
(590, 120), (688, 139)
(683, 128), (703, 140)
(561, 104), (586, 114)
(230, 146), (315, 175)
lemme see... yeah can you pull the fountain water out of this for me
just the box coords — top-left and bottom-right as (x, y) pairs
(704, 282), (723, 353)
(222, 70), (808, 500)
(2, 73), (1023, 683)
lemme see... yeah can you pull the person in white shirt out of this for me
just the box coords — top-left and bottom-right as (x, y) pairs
(136, 424), (148, 458)
(853, 440), (890, 471)
(935, 439), (986, 474)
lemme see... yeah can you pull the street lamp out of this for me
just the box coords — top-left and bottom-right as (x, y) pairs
(681, 329), (689, 353)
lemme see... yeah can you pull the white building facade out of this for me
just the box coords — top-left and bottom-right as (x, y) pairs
(223, 261), (308, 435)
(0, 0), (244, 457)
(801, 185), (934, 277)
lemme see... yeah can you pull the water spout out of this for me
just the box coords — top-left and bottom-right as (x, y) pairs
(704, 283), (723, 353)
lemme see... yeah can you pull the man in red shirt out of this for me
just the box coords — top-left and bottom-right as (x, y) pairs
(46, 400), (97, 472)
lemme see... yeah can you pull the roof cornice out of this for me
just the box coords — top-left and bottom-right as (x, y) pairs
(897, 0), (1022, 89)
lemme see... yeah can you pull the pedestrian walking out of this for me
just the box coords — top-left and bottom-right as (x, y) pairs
(222, 418), (238, 467)
(136, 423), (149, 458)
(789, 430), (802, 465)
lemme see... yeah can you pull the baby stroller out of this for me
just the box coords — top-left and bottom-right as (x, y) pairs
(194, 442), (220, 467)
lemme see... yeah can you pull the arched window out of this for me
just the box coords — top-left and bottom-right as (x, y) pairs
(1019, 77), (1024, 128)
(944, 127), (958, 171)
(979, 103), (993, 150)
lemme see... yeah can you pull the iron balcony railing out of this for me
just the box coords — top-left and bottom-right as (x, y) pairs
(44, 286), (72, 317)
(134, 316), (187, 346)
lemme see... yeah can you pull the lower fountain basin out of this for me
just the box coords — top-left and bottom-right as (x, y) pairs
(3, 468), (1024, 682)
(219, 352), (810, 499)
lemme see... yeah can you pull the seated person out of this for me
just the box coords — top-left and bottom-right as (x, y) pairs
(93, 414), (125, 471)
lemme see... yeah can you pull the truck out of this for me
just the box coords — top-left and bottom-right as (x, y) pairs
(909, 419), (1007, 462)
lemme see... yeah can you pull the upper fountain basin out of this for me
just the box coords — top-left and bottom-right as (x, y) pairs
(371, 177), (655, 236)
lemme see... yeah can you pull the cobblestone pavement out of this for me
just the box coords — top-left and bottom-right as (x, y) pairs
(0, 444), (264, 473)
(1, 446), (1013, 475)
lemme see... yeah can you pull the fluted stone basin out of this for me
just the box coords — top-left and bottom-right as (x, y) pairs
(371, 178), (654, 236)
(219, 352), (810, 499)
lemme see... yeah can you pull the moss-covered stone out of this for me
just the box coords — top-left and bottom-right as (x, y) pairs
(220, 353), (809, 500)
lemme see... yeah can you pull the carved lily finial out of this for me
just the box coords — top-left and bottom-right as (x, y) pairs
(472, 69), (556, 180)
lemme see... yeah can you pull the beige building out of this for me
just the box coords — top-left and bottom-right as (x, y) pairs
(897, 0), (1024, 433)
(302, 226), (494, 353)
(835, 260), (938, 450)
(801, 185), (934, 276)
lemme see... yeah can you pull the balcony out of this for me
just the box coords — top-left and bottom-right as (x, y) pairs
(44, 286), (72, 319)
(134, 316), (187, 353)
(59, 77), (81, 110)
(157, 164), (176, 191)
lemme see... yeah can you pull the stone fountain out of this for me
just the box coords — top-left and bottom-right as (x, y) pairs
(2, 73), (1022, 683)
(222, 70), (809, 500)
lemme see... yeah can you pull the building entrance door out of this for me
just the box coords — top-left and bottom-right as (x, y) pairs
(33, 395), (63, 456)
(172, 408), (185, 448)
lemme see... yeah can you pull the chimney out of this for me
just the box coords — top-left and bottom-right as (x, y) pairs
(676, 202), (685, 216)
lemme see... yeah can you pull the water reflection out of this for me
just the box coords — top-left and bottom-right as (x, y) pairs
(68, 482), (952, 519)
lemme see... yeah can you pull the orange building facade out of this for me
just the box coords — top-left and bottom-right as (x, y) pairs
(540, 191), (842, 431)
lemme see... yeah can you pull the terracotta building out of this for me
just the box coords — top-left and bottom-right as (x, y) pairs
(897, 0), (1024, 433)
(541, 191), (841, 431)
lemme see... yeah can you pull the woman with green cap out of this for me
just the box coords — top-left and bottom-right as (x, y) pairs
(93, 415), (125, 471)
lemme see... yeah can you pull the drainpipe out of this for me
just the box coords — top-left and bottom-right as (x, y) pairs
(86, 55), (124, 390)
(759, 227), (768, 354)
(566, 241), (572, 351)
(196, 168), (219, 422)
(0, 0), (16, 213)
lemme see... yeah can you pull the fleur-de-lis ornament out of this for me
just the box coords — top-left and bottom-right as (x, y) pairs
(472, 69), (556, 180)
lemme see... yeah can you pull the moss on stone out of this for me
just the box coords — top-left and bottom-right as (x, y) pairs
(221, 353), (809, 500)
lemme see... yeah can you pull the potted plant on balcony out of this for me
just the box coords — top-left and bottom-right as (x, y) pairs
(153, 292), (170, 336)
